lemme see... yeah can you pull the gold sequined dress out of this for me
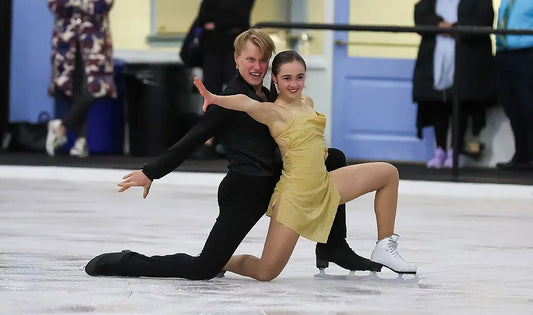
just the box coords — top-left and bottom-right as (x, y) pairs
(267, 109), (340, 243)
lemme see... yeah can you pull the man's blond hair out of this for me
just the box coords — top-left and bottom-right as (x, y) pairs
(234, 29), (276, 59)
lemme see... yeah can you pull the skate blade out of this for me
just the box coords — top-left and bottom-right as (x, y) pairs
(314, 269), (350, 280)
(367, 271), (421, 284)
(314, 269), (420, 284)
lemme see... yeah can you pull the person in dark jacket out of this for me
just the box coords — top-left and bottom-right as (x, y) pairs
(412, 0), (496, 168)
(85, 29), (380, 280)
(198, 0), (254, 94)
(196, 0), (255, 157)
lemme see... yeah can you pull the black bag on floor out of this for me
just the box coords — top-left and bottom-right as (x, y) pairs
(179, 18), (203, 68)
(5, 111), (50, 152)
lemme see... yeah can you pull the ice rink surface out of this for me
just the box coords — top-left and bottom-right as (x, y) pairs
(1, 165), (533, 314)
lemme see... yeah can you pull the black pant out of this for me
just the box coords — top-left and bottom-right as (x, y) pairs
(430, 102), (467, 150)
(113, 148), (349, 280)
(56, 46), (95, 137)
(495, 48), (533, 162)
(423, 101), (486, 151)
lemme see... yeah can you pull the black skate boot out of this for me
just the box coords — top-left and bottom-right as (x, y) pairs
(316, 241), (382, 272)
(85, 250), (135, 276)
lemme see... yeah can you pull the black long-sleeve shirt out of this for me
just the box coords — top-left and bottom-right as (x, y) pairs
(142, 74), (282, 180)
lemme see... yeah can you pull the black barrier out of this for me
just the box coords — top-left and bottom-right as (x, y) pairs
(254, 22), (533, 177)
(0, 0), (12, 150)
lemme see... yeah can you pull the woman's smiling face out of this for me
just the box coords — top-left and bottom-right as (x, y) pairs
(274, 61), (306, 101)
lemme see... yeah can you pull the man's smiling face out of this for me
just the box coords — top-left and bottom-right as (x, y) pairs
(234, 39), (270, 89)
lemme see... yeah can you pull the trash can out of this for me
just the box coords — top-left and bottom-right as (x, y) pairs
(123, 62), (200, 156)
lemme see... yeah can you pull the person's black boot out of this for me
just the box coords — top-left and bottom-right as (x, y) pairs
(315, 241), (382, 272)
(85, 250), (135, 276)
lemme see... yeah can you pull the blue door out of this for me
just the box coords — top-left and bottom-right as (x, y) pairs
(331, 0), (434, 162)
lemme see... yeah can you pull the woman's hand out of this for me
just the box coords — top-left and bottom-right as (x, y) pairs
(438, 21), (453, 37)
(204, 22), (215, 30)
(193, 77), (217, 112)
(117, 170), (152, 199)
(438, 21), (453, 28)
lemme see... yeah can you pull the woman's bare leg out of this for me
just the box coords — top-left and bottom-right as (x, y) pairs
(330, 162), (416, 273)
(329, 162), (399, 240)
(224, 207), (300, 281)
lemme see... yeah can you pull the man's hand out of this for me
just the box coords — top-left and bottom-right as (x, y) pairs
(117, 170), (153, 199)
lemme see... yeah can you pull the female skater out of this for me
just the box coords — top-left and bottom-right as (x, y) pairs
(193, 50), (417, 281)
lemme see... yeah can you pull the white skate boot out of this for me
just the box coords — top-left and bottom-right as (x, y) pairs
(371, 234), (417, 274)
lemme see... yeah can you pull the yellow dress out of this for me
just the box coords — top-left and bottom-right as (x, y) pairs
(267, 109), (340, 243)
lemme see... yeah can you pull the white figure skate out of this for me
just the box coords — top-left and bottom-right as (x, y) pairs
(315, 234), (419, 283)
(369, 234), (419, 282)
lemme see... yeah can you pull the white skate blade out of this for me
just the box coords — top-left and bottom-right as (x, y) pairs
(367, 271), (420, 284)
(314, 269), (420, 284)
(378, 264), (417, 275)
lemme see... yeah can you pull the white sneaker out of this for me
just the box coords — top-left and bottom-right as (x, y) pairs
(371, 234), (417, 274)
(70, 137), (89, 158)
(45, 119), (67, 156)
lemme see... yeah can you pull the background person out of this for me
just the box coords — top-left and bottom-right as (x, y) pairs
(46, 0), (116, 157)
(412, 0), (496, 168)
(494, 0), (533, 170)
(197, 0), (255, 157)
(198, 0), (254, 94)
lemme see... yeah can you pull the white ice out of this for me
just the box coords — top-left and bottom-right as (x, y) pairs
(1, 165), (532, 314)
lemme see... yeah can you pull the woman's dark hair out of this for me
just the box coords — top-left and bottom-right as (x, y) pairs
(269, 50), (307, 101)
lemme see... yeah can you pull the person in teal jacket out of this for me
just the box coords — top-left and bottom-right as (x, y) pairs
(495, 0), (533, 169)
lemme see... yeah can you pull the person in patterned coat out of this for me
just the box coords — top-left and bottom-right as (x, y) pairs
(46, 0), (116, 157)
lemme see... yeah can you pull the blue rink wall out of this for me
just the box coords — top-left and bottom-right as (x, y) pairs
(9, 0), (54, 123)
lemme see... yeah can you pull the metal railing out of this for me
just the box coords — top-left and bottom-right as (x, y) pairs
(254, 22), (533, 177)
